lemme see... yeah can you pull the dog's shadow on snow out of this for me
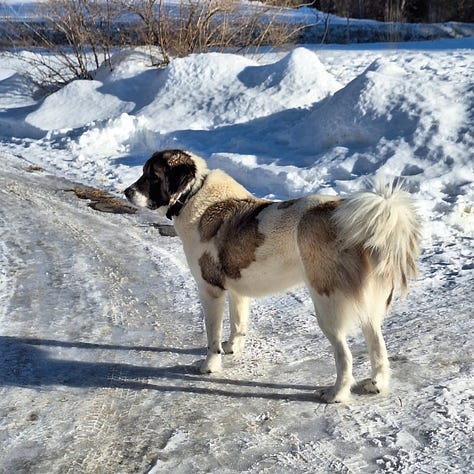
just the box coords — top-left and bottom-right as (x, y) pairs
(0, 336), (322, 403)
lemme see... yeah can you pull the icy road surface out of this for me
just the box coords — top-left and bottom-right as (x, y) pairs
(0, 154), (472, 473)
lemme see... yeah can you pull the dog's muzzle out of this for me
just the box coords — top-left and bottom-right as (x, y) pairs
(124, 186), (158, 210)
(124, 186), (135, 201)
(124, 186), (145, 207)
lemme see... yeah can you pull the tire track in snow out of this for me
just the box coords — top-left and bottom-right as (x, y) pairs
(0, 172), (137, 329)
(0, 161), (185, 473)
(251, 438), (366, 473)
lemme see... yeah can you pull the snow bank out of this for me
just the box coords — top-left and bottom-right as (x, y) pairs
(26, 80), (135, 131)
(137, 48), (341, 133)
(292, 53), (474, 221)
(0, 69), (37, 109)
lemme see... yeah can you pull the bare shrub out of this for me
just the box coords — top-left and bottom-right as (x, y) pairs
(0, 0), (128, 87)
(119, 0), (311, 64)
(2, 0), (312, 87)
(34, 0), (123, 80)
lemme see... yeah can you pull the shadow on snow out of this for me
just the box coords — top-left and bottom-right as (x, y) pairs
(0, 336), (322, 403)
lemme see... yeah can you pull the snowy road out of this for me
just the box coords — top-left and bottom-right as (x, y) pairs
(0, 153), (473, 473)
(0, 154), (208, 472)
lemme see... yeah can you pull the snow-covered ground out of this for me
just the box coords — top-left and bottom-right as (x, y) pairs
(0, 24), (473, 474)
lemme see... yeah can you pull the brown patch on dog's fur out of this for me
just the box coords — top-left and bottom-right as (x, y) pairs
(199, 199), (271, 282)
(199, 252), (225, 289)
(199, 200), (243, 242)
(298, 200), (369, 297)
(162, 149), (193, 167)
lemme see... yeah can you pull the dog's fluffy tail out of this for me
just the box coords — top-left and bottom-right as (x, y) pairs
(333, 180), (421, 295)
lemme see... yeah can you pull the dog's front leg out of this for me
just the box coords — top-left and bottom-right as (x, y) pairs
(223, 291), (249, 354)
(199, 287), (226, 373)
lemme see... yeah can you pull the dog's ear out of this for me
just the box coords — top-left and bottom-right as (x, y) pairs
(167, 162), (196, 197)
(150, 150), (197, 206)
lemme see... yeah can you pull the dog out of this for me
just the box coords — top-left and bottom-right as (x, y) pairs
(125, 149), (421, 403)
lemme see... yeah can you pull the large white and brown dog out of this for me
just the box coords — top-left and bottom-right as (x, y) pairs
(125, 149), (420, 403)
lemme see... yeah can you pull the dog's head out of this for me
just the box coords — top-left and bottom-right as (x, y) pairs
(124, 149), (206, 217)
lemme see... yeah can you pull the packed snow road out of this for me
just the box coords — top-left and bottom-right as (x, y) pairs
(0, 153), (472, 473)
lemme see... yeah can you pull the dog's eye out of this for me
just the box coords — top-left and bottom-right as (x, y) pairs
(149, 173), (161, 184)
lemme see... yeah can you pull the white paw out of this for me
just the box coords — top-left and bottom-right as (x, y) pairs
(316, 387), (350, 404)
(199, 353), (222, 374)
(222, 337), (245, 354)
(363, 377), (389, 394)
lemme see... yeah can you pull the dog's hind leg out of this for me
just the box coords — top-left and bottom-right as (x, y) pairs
(361, 321), (390, 394)
(311, 292), (356, 403)
(223, 291), (250, 354)
(199, 287), (226, 373)
(360, 283), (392, 394)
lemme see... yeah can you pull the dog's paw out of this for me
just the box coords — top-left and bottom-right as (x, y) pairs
(362, 377), (389, 395)
(363, 379), (381, 394)
(198, 353), (222, 374)
(316, 387), (350, 404)
(222, 337), (245, 354)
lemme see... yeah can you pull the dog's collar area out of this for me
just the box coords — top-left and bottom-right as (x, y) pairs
(166, 174), (207, 220)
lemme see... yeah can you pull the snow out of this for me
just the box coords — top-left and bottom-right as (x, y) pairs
(26, 80), (135, 131)
(0, 17), (473, 474)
